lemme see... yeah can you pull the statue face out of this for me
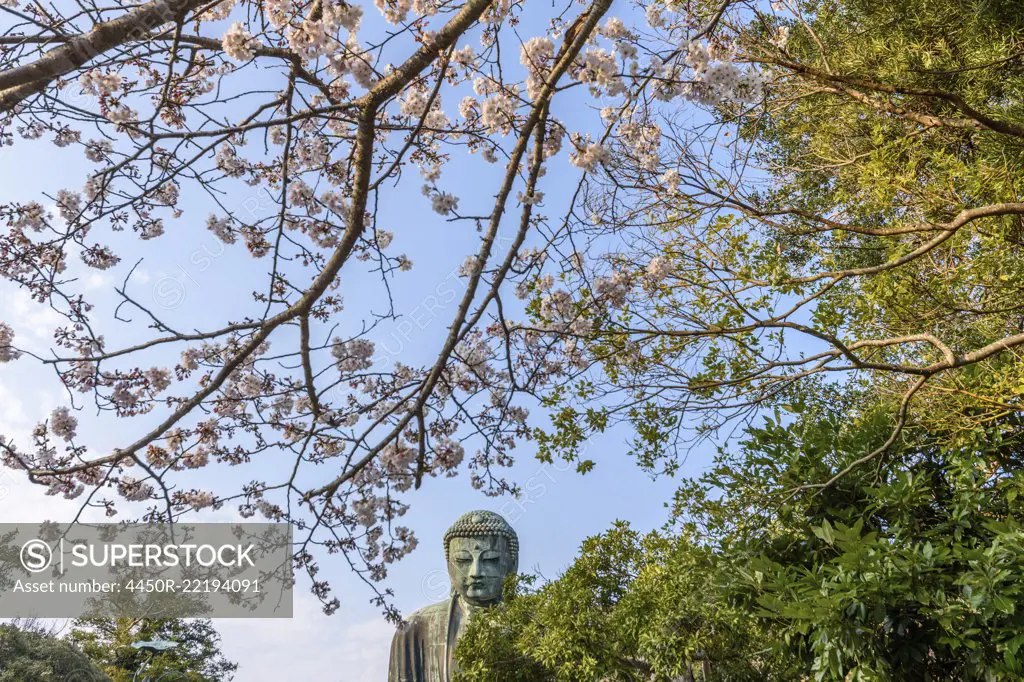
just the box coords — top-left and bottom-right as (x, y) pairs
(447, 535), (512, 606)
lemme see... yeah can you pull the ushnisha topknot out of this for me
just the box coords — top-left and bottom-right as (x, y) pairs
(443, 510), (519, 563)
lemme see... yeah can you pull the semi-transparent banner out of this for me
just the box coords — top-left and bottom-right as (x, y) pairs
(0, 523), (293, 618)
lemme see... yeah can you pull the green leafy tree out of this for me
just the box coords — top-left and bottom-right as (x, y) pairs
(0, 621), (110, 682)
(531, 0), (1024, 474)
(69, 619), (236, 682)
(683, 395), (1024, 680)
(455, 528), (791, 681)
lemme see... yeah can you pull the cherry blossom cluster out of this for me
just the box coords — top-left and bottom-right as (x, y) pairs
(332, 338), (376, 372)
(222, 22), (259, 62)
(682, 40), (765, 105)
(78, 70), (123, 97)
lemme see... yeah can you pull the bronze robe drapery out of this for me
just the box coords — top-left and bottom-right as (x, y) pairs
(388, 597), (460, 682)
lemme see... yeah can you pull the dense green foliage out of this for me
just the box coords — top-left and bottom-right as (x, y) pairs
(0, 623), (109, 682)
(454, 529), (785, 680)
(69, 619), (236, 682)
(459, 396), (1024, 680)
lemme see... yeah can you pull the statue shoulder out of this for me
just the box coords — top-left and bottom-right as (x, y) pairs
(389, 598), (454, 681)
(403, 598), (452, 629)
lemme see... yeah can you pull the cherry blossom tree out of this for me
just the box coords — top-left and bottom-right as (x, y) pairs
(0, 0), (750, 617)
(513, 0), (1024, 488)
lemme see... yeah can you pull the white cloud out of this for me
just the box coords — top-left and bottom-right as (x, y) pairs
(81, 271), (115, 292)
(218, 594), (393, 681)
(2, 287), (63, 350)
(132, 267), (152, 285)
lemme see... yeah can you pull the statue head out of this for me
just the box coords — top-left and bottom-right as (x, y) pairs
(443, 510), (519, 607)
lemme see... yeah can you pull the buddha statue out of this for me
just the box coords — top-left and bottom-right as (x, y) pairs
(387, 510), (519, 682)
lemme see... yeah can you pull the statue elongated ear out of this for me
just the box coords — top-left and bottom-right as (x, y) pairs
(502, 536), (518, 577)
